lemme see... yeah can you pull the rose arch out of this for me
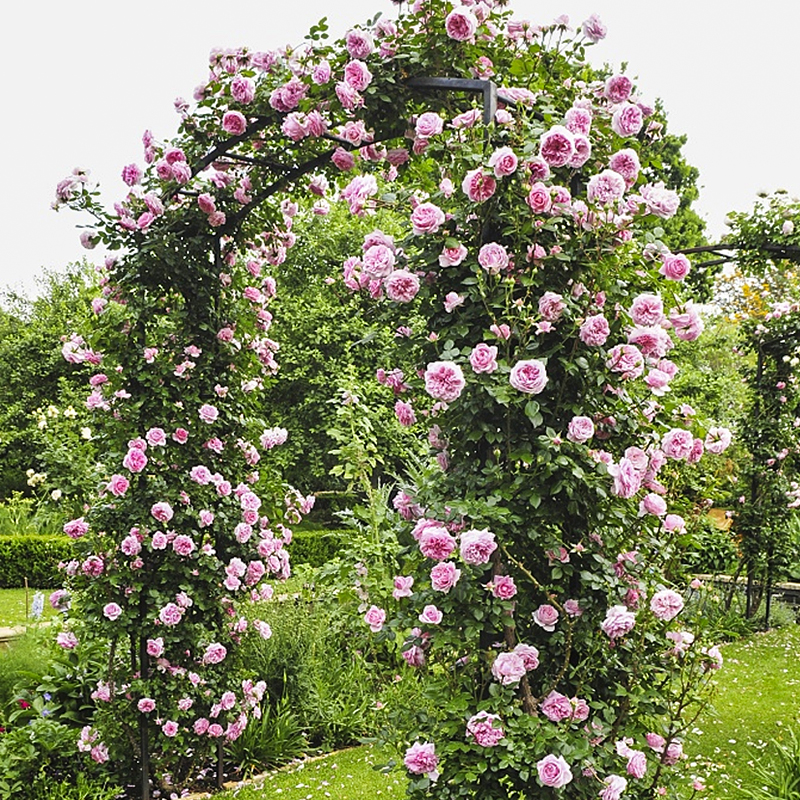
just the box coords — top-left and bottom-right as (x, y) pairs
(57, 2), (732, 798)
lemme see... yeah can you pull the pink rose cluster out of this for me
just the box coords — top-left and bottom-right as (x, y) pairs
(491, 643), (539, 685)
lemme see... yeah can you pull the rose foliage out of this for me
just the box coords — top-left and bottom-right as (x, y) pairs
(56, 0), (731, 796)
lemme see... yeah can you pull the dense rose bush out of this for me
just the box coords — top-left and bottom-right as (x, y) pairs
(56, 0), (733, 796)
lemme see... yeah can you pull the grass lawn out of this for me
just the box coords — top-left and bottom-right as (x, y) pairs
(687, 624), (800, 799)
(214, 745), (405, 800)
(0, 588), (59, 629)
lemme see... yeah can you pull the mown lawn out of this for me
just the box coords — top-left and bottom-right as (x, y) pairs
(214, 745), (405, 800)
(0, 588), (58, 629)
(687, 624), (800, 799)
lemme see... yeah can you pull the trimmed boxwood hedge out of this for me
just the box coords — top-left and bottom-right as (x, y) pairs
(0, 529), (346, 589)
(290, 529), (346, 568)
(0, 535), (73, 589)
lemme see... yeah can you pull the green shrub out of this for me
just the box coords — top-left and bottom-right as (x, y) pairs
(290, 530), (346, 568)
(0, 536), (71, 589)
(225, 695), (308, 778)
(0, 716), (108, 800)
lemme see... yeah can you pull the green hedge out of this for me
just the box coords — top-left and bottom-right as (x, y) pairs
(290, 529), (346, 567)
(0, 530), (345, 589)
(0, 535), (72, 589)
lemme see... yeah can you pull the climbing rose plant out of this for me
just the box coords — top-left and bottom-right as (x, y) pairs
(56, 0), (731, 796)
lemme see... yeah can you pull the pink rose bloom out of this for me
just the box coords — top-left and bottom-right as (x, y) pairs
(539, 291), (566, 322)
(146, 638), (164, 657)
(137, 698), (156, 713)
(57, 631), (78, 649)
(605, 74), (633, 104)
(393, 575), (414, 599)
(640, 182), (680, 219)
(537, 754), (573, 788)
(478, 242), (509, 275)
(601, 605), (636, 639)
(331, 147), (355, 171)
(430, 561), (461, 592)
(539, 126), (575, 168)
(199, 403), (219, 423)
(646, 732), (666, 752)
(580, 314), (610, 346)
(541, 691), (573, 722)
(415, 112), (444, 138)
(488, 146), (518, 177)
(395, 400), (416, 427)
(705, 426), (732, 454)
(103, 602), (122, 621)
(203, 642), (228, 664)
(564, 599), (583, 617)
(492, 651), (526, 685)
(123, 448), (148, 474)
(161, 720), (179, 738)
(439, 243), (468, 267)
(488, 574), (517, 599)
(404, 741), (439, 779)
(344, 60), (372, 91)
(527, 182), (552, 214)
(146, 427), (167, 447)
(231, 75), (255, 103)
(419, 527), (458, 561)
(582, 13), (607, 42)
(669, 303), (704, 342)
(601, 775), (628, 800)
(419, 604), (443, 625)
(611, 103), (643, 137)
(159, 603), (183, 626)
(151, 531), (168, 550)
(466, 711), (504, 747)
(586, 169), (626, 208)
(609, 148), (641, 187)
(385, 270), (420, 303)
(606, 344), (644, 380)
(661, 428), (694, 460)
(626, 750), (647, 778)
(462, 168), (497, 203)
(567, 416), (595, 444)
(363, 243), (395, 280)
(173, 535), (196, 556)
(650, 589), (684, 621)
(345, 28), (373, 59)
(222, 110), (247, 136)
(660, 253), (691, 281)
(151, 501), (174, 523)
(664, 514), (686, 533)
(609, 457), (643, 499)
(460, 528), (497, 565)
(630, 294), (663, 326)
(470, 343), (498, 374)
(533, 603), (559, 631)
(173, 428), (189, 444)
(510, 359), (548, 394)
(444, 291), (465, 312)
(107, 474), (130, 497)
(411, 202), (446, 235)
(640, 493), (667, 517)
(513, 643), (540, 670)
(445, 6), (478, 41)
(424, 361), (466, 402)
(491, 323), (512, 340)
(663, 740), (684, 765)
(565, 107), (592, 136)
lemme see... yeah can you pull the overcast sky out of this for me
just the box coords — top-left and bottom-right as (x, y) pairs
(2, 1), (798, 298)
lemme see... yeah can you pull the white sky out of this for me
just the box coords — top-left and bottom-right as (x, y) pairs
(2, 1), (798, 297)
